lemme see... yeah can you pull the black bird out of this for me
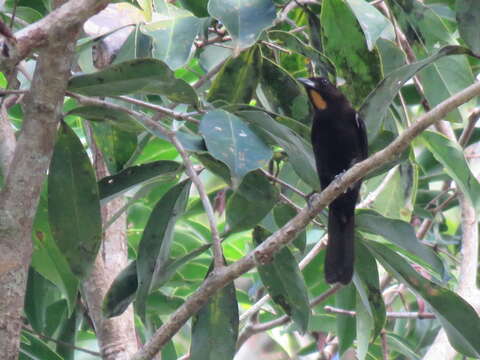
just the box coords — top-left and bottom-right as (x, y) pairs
(298, 77), (368, 284)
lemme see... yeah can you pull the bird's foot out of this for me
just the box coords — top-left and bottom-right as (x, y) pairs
(306, 191), (318, 209)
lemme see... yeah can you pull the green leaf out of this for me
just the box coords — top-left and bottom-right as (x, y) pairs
(359, 45), (473, 140)
(268, 30), (334, 78)
(238, 110), (319, 189)
(387, 333), (421, 360)
(48, 123), (102, 280)
(20, 331), (63, 360)
(345, 0), (394, 51)
(200, 109), (273, 187)
(253, 226), (310, 332)
(207, 46), (262, 105)
(68, 58), (198, 105)
(31, 191), (79, 315)
(389, 0), (475, 122)
(98, 160), (182, 202)
(68, 105), (143, 133)
(190, 260), (239, 360)
(208, 0), (276, 52)
(353, 240), (386, 341)
(273, 204), (306, 253)
(178, 0), (209, 17)
(226, 171), (278, 233)
(103, 261), (138, 318)
(113, 25), (153, 64)
(321, 0), (382, 107)
(145, 5), (202, 69)
(136, 179), (192, 319)
(456, 0), (480, 54)
(423, 131), (480, 212)
(90, 122), (137, 174)
(356, 209), (445, 276)
(336, 283), (356, 355)
(257, 57), (311, 125)
(364, 240), (480, 358)
(355, 296), (373, 360)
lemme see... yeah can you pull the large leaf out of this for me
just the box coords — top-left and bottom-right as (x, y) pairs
(31, 191), (79, 315)
(345, 0), (394, 51)
(353, 240), (386, 341)
(135, 179), (192, 319)
(200, 109), (273, 187)
(364, 240), (480, 358)
(190, 260), (239, 360)
(456, 0), (480, 54)
(207, 0), (276, 52)
(273, 204), (306, 253)
(145, 4), (202, 69)
(178, 0), (209, 17)
(89, 122), (137, 174)
(113, 24), (153, 64)
(238, 110), (319, 189)
(253, 226), (310, 332)
(336, 283), (356, 355)
(359, 45), (473, 139)
(257, 57), (310, 125)
(206, 46), (262, 105)
(321, 0), (382, 107)
(226, 171), (278, 233)
(422, 131), (480, 212)
(356, 209), (445, 276)
(68, 58), (198, 105)
(68, 105), (143, 133)
(98, 160), (182, 202)
(48, 123), (102, 280)
(389, 0), (474, 122)
(103, 243), (210, 318)
(20, 331), (63, 360)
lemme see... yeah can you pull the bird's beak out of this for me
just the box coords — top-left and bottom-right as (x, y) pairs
(297, 78), (315, 88)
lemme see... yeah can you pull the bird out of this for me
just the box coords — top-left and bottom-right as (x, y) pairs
(298, 77), (368, 285)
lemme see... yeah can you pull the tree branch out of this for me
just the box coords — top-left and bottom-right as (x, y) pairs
(130, 80), (480, 360)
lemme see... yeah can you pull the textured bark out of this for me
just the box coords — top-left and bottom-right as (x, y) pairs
(81, 139), (138, 359)
(0, 24), (80, 360)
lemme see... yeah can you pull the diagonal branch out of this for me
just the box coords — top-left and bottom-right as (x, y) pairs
(130, 80), (480, 359)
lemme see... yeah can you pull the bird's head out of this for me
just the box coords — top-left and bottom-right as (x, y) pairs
(298, 77), (345, 111)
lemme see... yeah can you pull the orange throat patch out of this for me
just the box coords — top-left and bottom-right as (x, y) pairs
(309, 90), (327, 110)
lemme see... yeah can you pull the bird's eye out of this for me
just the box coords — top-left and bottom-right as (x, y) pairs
(320, 78), (329, 86)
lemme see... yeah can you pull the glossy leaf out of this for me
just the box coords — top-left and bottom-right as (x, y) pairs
(359, 45), (473, 139)
(90, 122), (137, 174)
(356, 209), (445, 276)
(68, 58), (198, 105)
(178, 0), (209, 17)
(226, 171), (278, 233)
(345, 0), (394, 51)
(364, 240), (480, 358)
(257, 57), (310, 124)
(273, 204), (306, 253)
(114, 25), (153, 64)
(145, 5), (202, 69)
(31, 191), (79, 315)
(207, 46), (261, 105)
(456, 0), (480, 54)
(321, 0), (382, 107)
(238, 110), (319, 189)
(253, 226), (310, 332)
(353, 240), (386, 341)
(68, 105), (143, 133)
(336, 283), (356, 355)
(423, 131), (480, 212)
(190, 260), (239, 360)
(136, 179), (192, 319)
(20, 331), (63, 360)
(48, 123), (102, 280)
(200, 109), (272, 187)
(98, 160), (182, 202)
(208, 0), (276, 52)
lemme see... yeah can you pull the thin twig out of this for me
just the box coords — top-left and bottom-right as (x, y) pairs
(193, 58), (228, 89)
(260, 168), (307, 198)
(381, 330), (389, 360)
(358, 165), (398, 208)
(324, 306), (435, 319)
(22, 326), (101, 357)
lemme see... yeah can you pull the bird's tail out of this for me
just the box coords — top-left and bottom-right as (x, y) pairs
(325, 204), (355, 284)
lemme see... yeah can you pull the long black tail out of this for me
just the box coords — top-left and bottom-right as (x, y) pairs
(325, 203), (355, 284)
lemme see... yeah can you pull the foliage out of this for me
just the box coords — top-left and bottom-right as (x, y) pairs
(4, 0), (480, 359)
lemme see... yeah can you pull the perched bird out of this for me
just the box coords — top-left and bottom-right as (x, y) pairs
(298, 77), (368, 284)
